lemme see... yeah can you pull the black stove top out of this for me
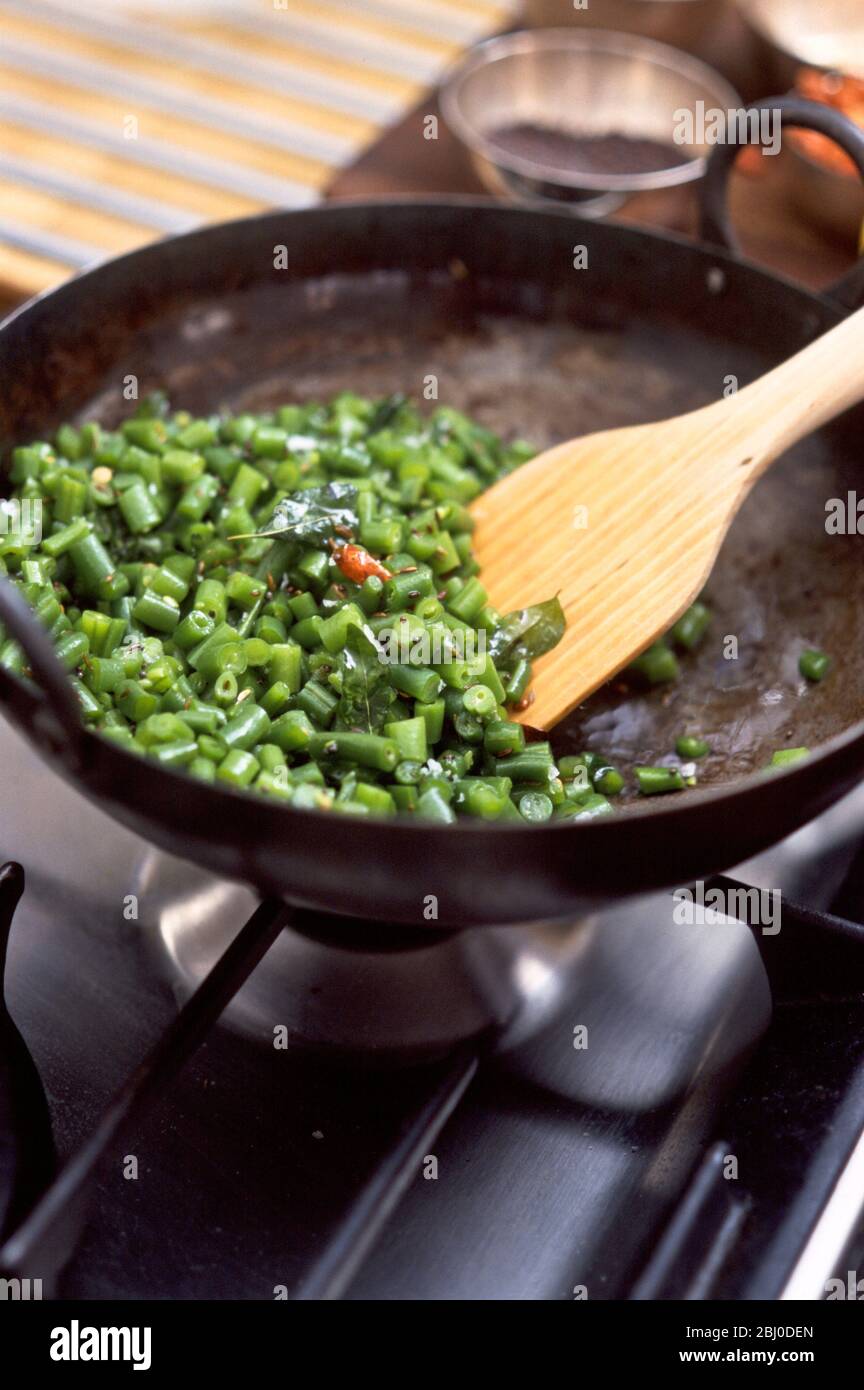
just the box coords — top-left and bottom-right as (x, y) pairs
(1, 720), (864, 1301)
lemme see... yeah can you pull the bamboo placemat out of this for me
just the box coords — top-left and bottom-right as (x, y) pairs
(0, 0), (515, 301)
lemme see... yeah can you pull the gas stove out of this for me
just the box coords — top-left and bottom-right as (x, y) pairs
(1, 713), (864, 1301)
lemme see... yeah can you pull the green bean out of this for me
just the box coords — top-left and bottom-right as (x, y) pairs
(483, 719), (525, 758)
(264, 642), (300, 693)
(70, 675), (103, 721)
(517, 791), (554, 823)
(319, 603), (365, 653)
(269, 709), (315, 753)
(769, 747), (810, 769)
(446, 575), (487, 624)
(254, 614), (288, 645)
(383, 715), (427, 763)
(288, 591), (318, 621)
(390, 784), (417, 813)
(504, 658), (532, 704)
(453, 710), (484, 744)
(0, 638), (25, 674)
(670, 601), (712, 651)
(221, 702), (271, 751)
(195, 640), (247, 680)
(212, 672), (239, 707)
(394, 759), (423, 785)
(243, 637), (272, 668)
(352, 782), (395, 816)
(675, 736), (709, 760)
(228, 462), (267, 510)
(291, 616), (324, 650)
(557, 793), (614, 820)
(180, 702), (225, 735)
(225, 570), (266, 610)
(79, 610), (126, 657)
(123, 418), (168, 453)
(256, 743), (286, 774)
(386, 663), (440, 704)
(149, 565), (188, 603)
(54, 630), (89, 671)
(255, 769), (294, 800)
(635, 765), (685, 795)
(799, 649), (831, 683)
(161, 449), (204, 485)
(456, 778), (511, 820)
(593, 765), (625, 795)
(148, 738), (198, 768)
(194, 578), (228, 624)
(216, 748), (260, 787)
(159, 678), (195, 711)
(177, 474), (220, 522)
(133, 590), (181, 633)
(437, 659), (476, 691)
(42, 516), (91, 558)
(33, 588), (61, 627)
(6, 392), (721, 822)
(295, 680), (338, 727)
(360, 518), (403, 554)
(383, 566), (434, 611)
(307, 732), (399, 772)
(84, 656), (125, 693)
(174, 609), (215, 651)
(53, 475), (88, 522)
(189, 756), (217, 783)
(628, 641), (680, 685)
(197, 734), (226, 763)
(414, 697), (445, 743)
(115, 680), (159, 722)
(494, 743), (554, 783)
(118, 480), (161, 534)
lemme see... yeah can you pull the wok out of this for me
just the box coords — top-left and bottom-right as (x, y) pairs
(2, 98), (864, 929)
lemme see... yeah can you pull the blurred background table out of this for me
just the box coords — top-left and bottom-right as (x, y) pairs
(0, 0), (859, 315)
(328, 2), (859, 295)
(0, 0), (516, 308)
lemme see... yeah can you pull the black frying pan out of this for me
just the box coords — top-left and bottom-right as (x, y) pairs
(2, 99), (864, 929)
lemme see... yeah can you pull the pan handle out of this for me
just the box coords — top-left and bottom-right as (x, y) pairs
(700, 95), (864, 311)
(0, 577), (90, 774)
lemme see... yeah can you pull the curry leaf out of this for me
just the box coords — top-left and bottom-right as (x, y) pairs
(489, 597), (566, 665)
(256, 482), (359, 543)
(336, 624), (395, 733)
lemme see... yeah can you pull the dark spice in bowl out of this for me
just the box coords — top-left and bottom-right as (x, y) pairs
(488, 123), (694, 176)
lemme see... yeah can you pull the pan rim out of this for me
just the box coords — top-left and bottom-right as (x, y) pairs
(1, 195), (859, 839)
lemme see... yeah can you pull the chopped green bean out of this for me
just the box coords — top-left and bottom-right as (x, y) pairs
(675, 736), (710, 760)
(635, 765), (685, 795)
(769, 747), (810, 769)
(3, 392), (759, 823)
(799, 649), (831, 683)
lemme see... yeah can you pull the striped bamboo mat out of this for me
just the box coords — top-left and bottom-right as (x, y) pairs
(0, 0), (515, 301)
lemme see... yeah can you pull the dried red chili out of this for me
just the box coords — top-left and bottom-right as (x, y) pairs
(334, 544), (392, 584)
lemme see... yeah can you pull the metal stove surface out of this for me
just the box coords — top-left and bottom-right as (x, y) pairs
(1, 714), (862, 1300)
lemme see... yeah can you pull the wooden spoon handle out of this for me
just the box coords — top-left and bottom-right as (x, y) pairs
(726, 304), (864, 472)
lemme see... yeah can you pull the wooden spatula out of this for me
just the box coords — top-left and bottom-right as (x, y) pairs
(470, 307), (864, 731)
